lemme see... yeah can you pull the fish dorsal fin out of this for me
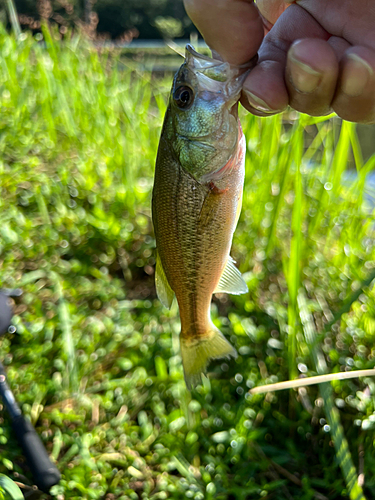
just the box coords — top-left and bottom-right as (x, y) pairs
(155, 253), (175, 309)
(214, 256), (248, 295)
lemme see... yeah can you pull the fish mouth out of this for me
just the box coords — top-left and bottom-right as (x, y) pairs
(186, 44), (220, 65)
(185, 44), (254, 101)
(185, 44), (256, 73)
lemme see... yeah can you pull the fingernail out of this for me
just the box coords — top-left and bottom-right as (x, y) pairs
(243, 90), (278, 114)
(341, 54), (373, 97)
(289, 54), (322, 93)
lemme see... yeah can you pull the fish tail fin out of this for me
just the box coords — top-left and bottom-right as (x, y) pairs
(180, 326), (237, 390)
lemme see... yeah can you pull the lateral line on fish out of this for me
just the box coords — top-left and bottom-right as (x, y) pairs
(175, 161), (201, 332)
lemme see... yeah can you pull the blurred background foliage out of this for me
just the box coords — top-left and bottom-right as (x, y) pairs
(6, 0), (193, 40)
(1, 3), (375, 500)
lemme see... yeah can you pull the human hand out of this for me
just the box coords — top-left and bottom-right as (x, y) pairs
(184, 0), (375, 123)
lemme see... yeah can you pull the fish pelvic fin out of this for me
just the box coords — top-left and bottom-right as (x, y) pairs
(180, 326), (237, 390)
(155, 252), (175, 309)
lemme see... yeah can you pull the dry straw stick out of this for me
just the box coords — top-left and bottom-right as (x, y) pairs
(250, 369), (375, 394)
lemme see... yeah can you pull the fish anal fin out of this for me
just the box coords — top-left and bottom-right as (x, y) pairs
(180, 327), (237, 390)
(155, 253), (175, 309)
(214, 256), (248, 295)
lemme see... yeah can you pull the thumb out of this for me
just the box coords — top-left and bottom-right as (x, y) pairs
(184, 0), (264, 65)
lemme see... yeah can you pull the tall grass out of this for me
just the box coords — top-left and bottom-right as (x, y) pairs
(0, 26), (375, 499)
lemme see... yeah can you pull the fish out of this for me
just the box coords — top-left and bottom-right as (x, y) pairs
(152, 45), (250, 389)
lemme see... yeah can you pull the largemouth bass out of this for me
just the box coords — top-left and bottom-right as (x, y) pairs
(152, 45), (249, 389)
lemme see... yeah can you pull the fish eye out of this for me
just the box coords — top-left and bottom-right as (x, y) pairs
(173, 86), (194, 109)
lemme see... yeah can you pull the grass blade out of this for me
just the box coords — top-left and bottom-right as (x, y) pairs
(51, 272), (79, 394)
(0, 474), (23, 500)
(298, 291), (366, 500)
(330, 120), (352, 197)
(286, 122), (304, 380)
(5, 0), (21, 37)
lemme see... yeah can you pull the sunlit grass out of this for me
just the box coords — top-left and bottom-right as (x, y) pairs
(1, 26), (375, 499)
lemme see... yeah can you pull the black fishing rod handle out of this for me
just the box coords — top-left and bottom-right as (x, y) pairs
(11, 414), (61, 493)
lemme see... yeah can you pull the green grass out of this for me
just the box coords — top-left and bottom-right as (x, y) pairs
(1, 25), (375, 500)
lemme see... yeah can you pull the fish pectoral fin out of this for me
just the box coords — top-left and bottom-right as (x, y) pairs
(180, 327), (237, 390)
(155, 253), (175, 309)
(214, 256), (248, 295)
(198, 191), (220, 227)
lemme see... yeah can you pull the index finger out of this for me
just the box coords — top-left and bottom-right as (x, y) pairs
(183, 0), (264, 65)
